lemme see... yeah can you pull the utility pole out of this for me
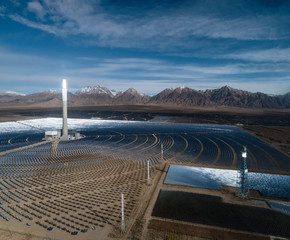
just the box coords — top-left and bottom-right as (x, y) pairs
(147, 160), (150, 185)
(121, 193), (125, 233)
(161, 143), (163, 161)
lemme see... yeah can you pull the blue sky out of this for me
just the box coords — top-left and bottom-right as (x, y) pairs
(0, 0), (290, 95)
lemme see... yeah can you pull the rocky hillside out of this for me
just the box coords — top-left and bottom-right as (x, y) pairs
(149, 85), (290, 108)
(0, 90), (62, 106)
(149, 87), (211, 106)
(115, 88), (150, 104)
(203, 86), (290, 108)
(0, 85), (289, 109)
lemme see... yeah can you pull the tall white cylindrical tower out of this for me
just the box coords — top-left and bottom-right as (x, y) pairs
(62, 79), (68, 136)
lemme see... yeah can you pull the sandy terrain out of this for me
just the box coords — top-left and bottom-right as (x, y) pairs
(241, 125), (290, 156)
(0, 106), (289, 239)
(0, 105), (289, 124)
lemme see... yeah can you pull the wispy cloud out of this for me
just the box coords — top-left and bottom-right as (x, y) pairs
(0, 48), (44, 63)
(0, 49), (66, 92)
(0, 5), (5, 16)
(3, 0), (289, 50)
(1, 47), (288, 94)
(222, 48), (290, 62)
(66, 58), (290, 94)
(133, 15), (282, 41)
(9, 0), (127, 39)
(9, 14), (58, 34)
(1, 0), (289, 95)
(73, 57), (290, 77)
(27, 1), (46, 19)
(1, 44), (289, 94)
(8, 0), (21, 6)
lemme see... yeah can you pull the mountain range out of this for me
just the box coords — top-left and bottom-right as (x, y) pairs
(0, 85), (289, 109)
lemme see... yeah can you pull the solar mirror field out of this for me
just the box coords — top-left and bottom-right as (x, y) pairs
(0, 118), (289, 239)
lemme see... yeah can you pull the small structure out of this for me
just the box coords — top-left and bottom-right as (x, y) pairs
(66, 131), (82, 140)
(45, 130), (82, 141)
(45, 130), (61, 140)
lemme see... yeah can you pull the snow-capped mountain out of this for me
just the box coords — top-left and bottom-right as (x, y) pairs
(75, 85), (115, 97)
(74, 86), (150, 105)
(0, 91), (26, 96)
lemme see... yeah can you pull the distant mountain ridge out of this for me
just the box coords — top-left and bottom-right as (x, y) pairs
(76, 85), (117, 97)
(0, 85), (289, 109)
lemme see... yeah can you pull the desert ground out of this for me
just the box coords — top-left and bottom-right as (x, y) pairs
(0, 105), (289, 240)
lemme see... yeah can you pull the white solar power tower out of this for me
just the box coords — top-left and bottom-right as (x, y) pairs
(62, 79), (68, 136)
